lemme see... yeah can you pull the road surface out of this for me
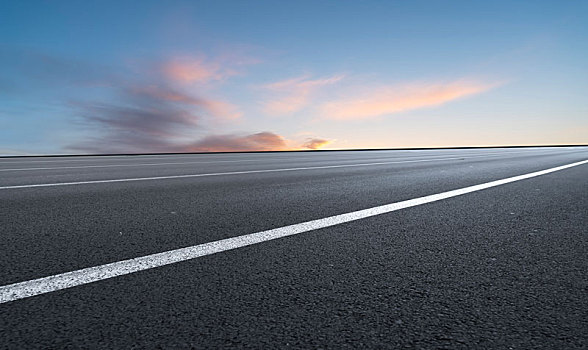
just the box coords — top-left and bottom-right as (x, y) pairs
(1, 147), (587, 348)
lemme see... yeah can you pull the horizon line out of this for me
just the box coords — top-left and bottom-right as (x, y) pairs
(1, 144), (587, 159)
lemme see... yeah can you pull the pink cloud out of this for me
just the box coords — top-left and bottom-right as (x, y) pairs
(161, 51), (260, 85)
(204, 100), (242, 120)
(185, 132), (288, 152)
(156, 55), (250, 119)
(262, 74), (344, 115)
(320, 79), (501, 120)
(162, 57), (232, 84)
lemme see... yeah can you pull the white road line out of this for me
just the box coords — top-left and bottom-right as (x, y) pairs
(0, 154), (521, 189)
(0, 159), (586, 304)
(0, 148), (566, 165)
(0, 159), (274, 172)
(0, 154), (241, 163)
(0, 155), (275, 164)
(0, 151), (528, 172)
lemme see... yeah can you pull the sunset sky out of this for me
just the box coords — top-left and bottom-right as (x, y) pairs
(1, 0), (586, 155)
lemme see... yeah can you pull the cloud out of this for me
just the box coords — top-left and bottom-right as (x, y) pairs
(161, 52), (258, 85)
(79, 103), (197, 138)
(261, 74), (344, 115)
(65, 54), (249, 152)
(302, 138), (332, 150)
(130, 85), (241, 119)
(71, 94), (287, 153)
(72, 130), (289, 154)
(203, 100), (242, 120)
(263, 75), (344, 90)
(70, 82), (286, 153)
(69, 85), (202, 153)
(162, 57), (227, 84)
(183, 132), (288, 152)
(319, 79), (500, 120)
(4, 48), (285, 154)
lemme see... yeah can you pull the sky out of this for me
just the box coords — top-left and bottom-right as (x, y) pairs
(1, 0), (587, 155)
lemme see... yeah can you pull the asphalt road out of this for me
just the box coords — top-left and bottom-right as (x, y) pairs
(1, 147), (587, 348)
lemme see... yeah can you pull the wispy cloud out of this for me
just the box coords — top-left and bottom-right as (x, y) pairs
(319, 79), (501, 120)
(183, 132), (288, 152)
(301, 138), (333, 150)
(2, 49), (332, 154)
(73, 130), (289, 154)
(261, 74), (344, 115)
(130, 85), (241, 120)
(3, 50), (280, 154)
(69, 85), (201, 153)
(161, 52), (259, 85)
(65, 53), (251, 152)
(203, 99), (242, 120)
(70, 82), (245, 153)
(162, 57), (229, 84)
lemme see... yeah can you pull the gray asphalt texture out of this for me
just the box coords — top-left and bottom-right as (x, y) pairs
(1, 147), (587, 349)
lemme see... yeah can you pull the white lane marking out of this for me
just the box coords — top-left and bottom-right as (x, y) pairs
(0, 159), (274, 172)
(0, 148), (567, 165)
(0, 159), (586, 304)
(0, 155), (285, 165)
(0, 151), (532, 172)
(0, 153), (425, 164)
(0, 154), (526, 189)
(0, 155), (246, 163)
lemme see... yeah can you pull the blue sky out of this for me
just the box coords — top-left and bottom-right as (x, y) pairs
(1, 0), (586, 155)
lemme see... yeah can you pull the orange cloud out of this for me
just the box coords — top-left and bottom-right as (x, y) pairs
(302, 138), (333, 150)
(320, 79), (501, 120)
(262, 74), (344, 115)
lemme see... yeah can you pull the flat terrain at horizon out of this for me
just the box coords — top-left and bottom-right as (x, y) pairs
(1, 147), (587, 348)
